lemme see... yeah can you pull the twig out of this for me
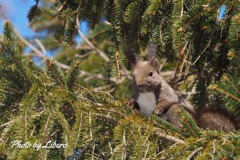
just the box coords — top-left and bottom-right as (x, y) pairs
(75, 113), (83, 146)
(212, 139), (216, 154)
(76, 18), (110, 62)
(96, 107), (127, 118)
(174, 40), (190, 80)
(109, 142), (113, 154)
(0, 120), (14, 128)
(24, 106), (29, 140)
(43, 113), (51, 137)
(74, 51), (93, 58)
(192, 38), (212, 65)
(187, 147), (203, 160)
(57, 0), (68, 12)
(115, 51), (121, 77)
(94, 85), (114, 92)
(35, 38), (47, 55)
(89, 111), (93, 140)
(154, 129), (185, 144)
(30, 17), (62, 32)
(122, 130), (127, 159)
(181, 0), (184, 17)
(13, 28), (44, 58)
(180, 42), (191, 79)
(104, 20), (111, 26)
(91, 142), (95, 160)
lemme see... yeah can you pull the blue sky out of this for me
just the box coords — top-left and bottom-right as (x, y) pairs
(0, 0), (35, 37)
(0, 0), (88, 38)
(0, 0), (88, 60)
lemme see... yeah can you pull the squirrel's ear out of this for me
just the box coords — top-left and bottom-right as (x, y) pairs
(150, 58), (160, 71)
(147, 42), (157, 59)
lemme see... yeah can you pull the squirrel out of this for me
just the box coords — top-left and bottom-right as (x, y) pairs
(126, 43), (236, 131)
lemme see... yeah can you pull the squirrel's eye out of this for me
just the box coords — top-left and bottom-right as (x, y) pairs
(148, 72), (153, 76)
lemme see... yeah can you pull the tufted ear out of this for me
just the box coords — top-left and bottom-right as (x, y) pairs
(149, 58), (160, 72)
(147, 42), (157, 59)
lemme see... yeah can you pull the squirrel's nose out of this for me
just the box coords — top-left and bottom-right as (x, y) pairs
(138, 83), (144, 87)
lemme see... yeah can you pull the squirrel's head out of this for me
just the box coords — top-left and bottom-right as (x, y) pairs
(125, 42), (163, 91)
(132, 58), (162, 92)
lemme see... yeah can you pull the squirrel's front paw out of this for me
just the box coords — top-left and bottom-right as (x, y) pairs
(126, 99), (135, 109)
(152, 107), (164, 116)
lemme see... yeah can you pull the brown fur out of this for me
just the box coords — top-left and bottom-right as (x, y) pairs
(131, 59), (179, 115)
(128, 58), (236, 131)
(195, 109), (236, 131)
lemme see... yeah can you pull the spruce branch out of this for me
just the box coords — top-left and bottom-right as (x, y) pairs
(45, 58), (66, 86)
(5, 24), (129, 87)
(209, 85), (240, 103)
(222, 75), (240, 94)
(177, 0), (225, 32)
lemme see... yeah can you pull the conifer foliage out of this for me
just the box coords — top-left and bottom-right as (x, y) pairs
(0, 0), (240, 159)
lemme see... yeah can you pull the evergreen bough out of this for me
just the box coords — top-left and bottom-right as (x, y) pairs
(0, 0), (240, 159)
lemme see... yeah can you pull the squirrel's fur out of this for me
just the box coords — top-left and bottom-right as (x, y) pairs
(127, 58), (236, 131)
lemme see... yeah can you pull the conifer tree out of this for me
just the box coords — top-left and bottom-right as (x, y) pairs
(0, 0), (239, 159)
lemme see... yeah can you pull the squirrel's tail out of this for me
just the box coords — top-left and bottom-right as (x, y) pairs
(179, 96), (196, 116)
(196, 109), (236, 131)
(178, 96), (236, 131)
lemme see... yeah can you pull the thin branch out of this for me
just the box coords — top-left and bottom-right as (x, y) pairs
(122, 130), (127, 159)
(181, 0), (184, 17)
(76, 18), (110, 62)
(75, 113), (82, 146)
(115, 51), (121, 77)
(212, 139), (216, 154)
(174, 40), (190, 80)
(13, 27), (71, 70)
(57, 0), (68, 12)
(187, 147), (203, 160)
(95, 107), (127, 118)
(179, 40), (191, 79)
(30, 17), (62, 32)
(154, 129), (185, 144)
(89, 111), (93, 140)
(35, 38), (47, 55)
(74, 51), (93, 58)
(13, 28), (44, 58)
(192, 38), (212, 65)
(0, 120), (14, 128)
